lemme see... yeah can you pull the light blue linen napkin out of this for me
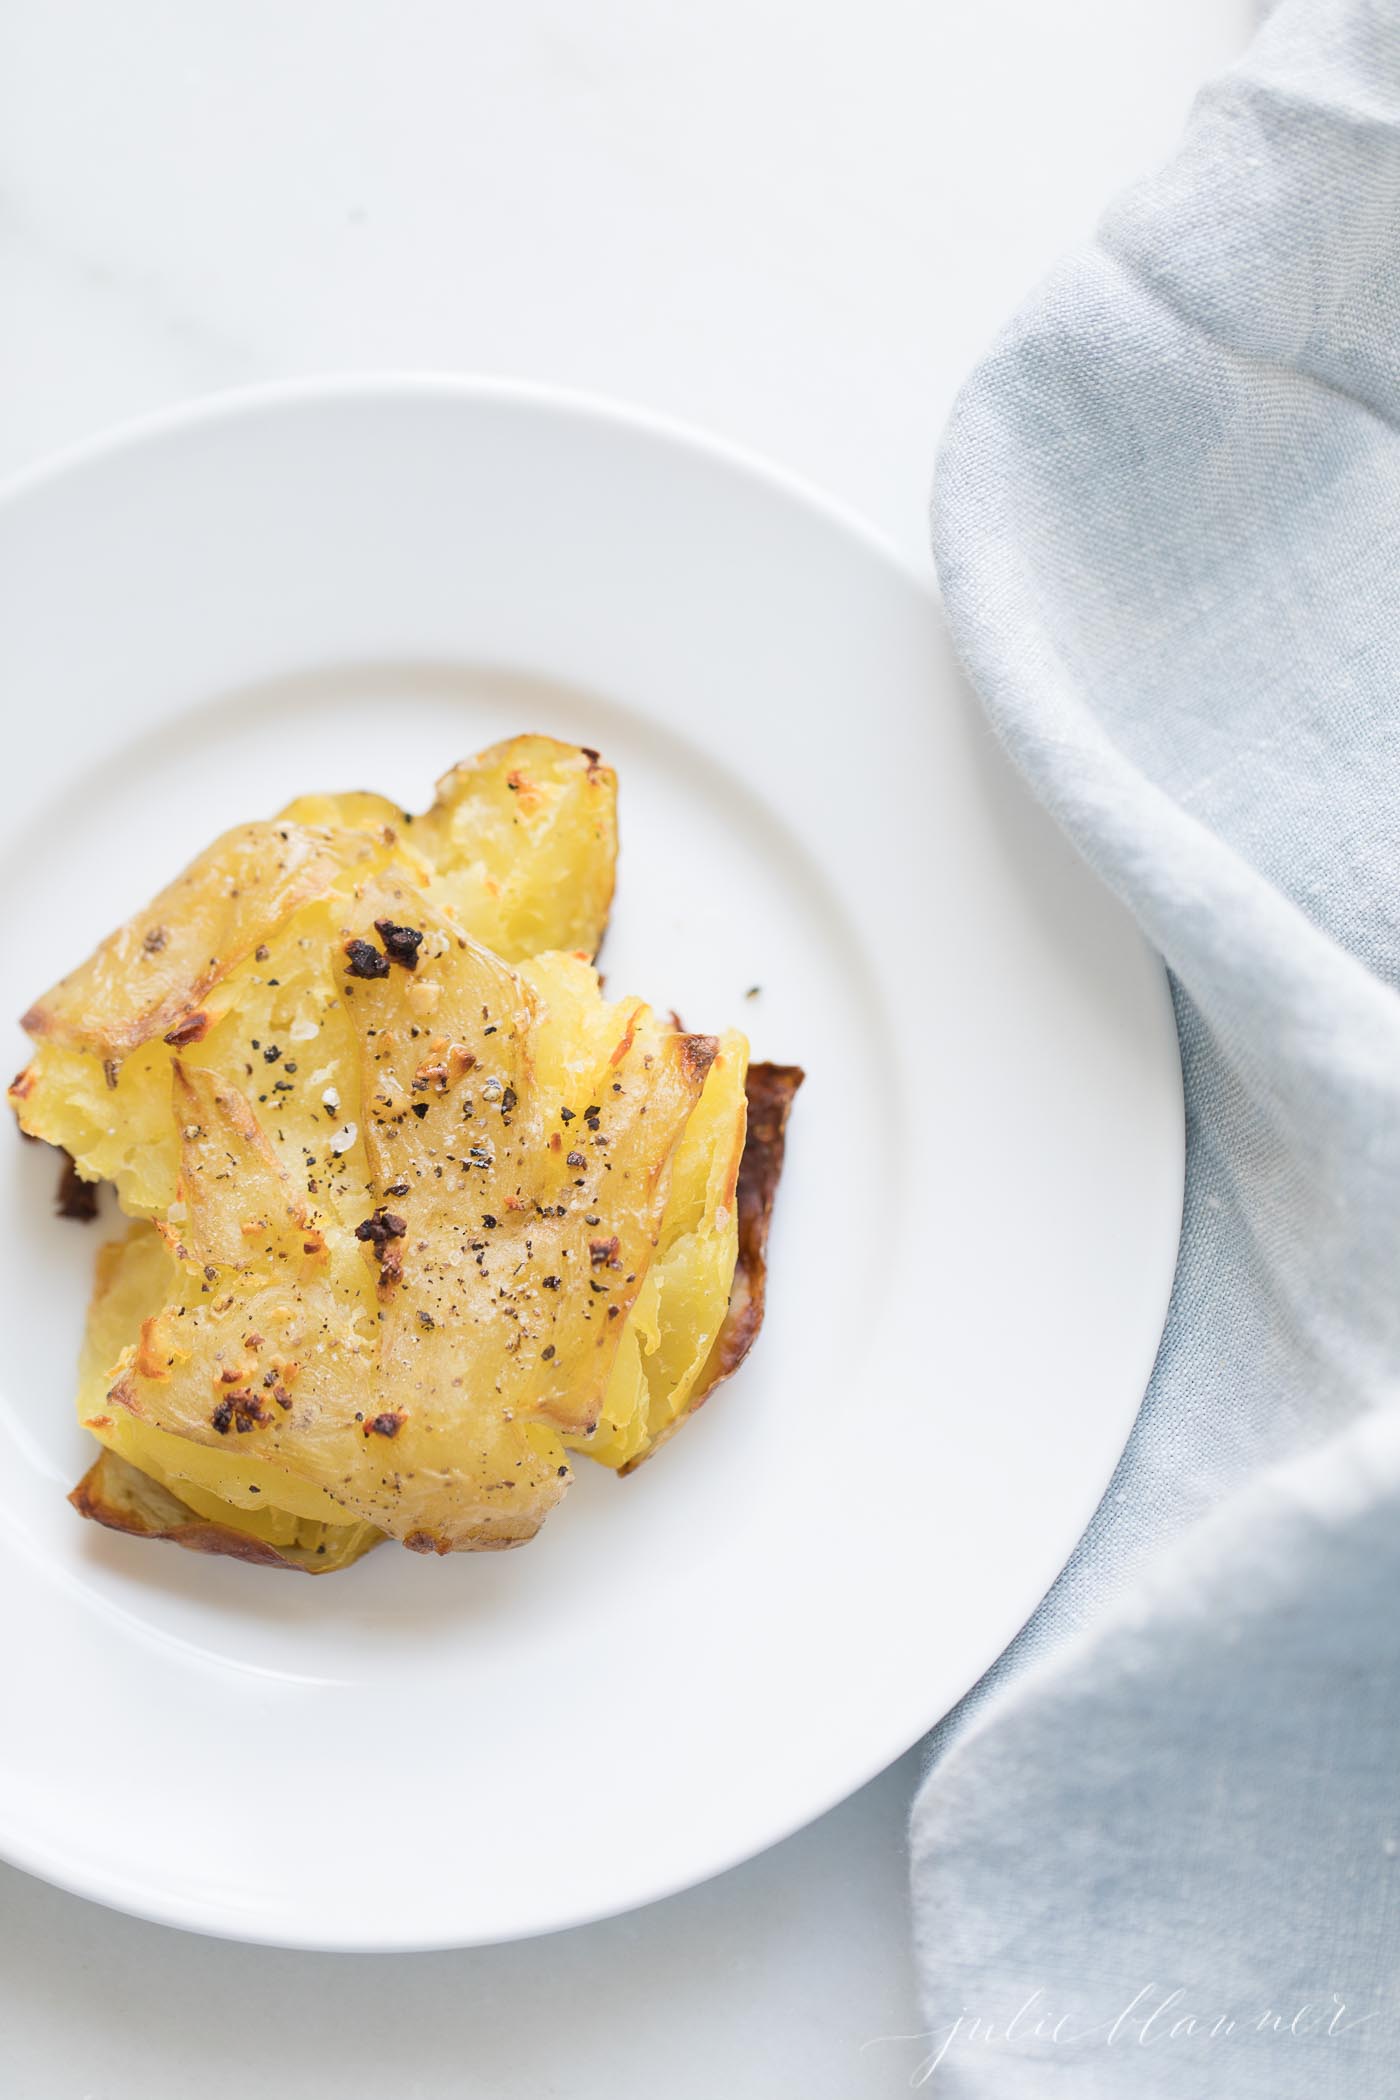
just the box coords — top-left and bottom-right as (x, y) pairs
(908, 2), (1400, 2090)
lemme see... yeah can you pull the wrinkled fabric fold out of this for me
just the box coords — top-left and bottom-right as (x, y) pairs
(912, 2), (1400, 2091)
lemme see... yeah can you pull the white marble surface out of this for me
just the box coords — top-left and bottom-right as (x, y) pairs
(0, 2), (1249, 2092)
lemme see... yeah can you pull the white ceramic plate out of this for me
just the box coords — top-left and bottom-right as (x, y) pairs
(0, 379), (1181, 1949)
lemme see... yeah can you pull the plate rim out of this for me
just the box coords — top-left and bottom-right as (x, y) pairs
(0, 368), (938, 585)
(0, 372), (1185, 1949)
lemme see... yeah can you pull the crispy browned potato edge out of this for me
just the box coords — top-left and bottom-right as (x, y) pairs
(619, 1060), (804, 1474)
(71, 1447), (324, 1573)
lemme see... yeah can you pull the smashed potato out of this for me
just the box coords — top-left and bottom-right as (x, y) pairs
(13, 737), (800, 1571)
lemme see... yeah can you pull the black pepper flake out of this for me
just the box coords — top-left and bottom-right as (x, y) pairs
(556, 1465), (568, 1477)
(482, 1214), (497, 1229)
(345, 937), (390, 980)
(417, 1310), (436, 1330)
(566, 1150), (585, 1169)
(467, 1146), (492, 1168)
(283, 1061), (298, 1075)
(411, 1101), (430, 1119)
(500, 1086), (517, 1113)
(541, 1275), (561, 1290)
(254, 944), (270, 962)
(385, 1180), (410, 1197)
(355, 1208), (408, 1247)
(364, 1410), (406, 1438)
(541, 1344), (555, 1360)
(263, 1044), (281, 1064)
(584, 1105), (601, 1130)
(374, 918), (424, 970)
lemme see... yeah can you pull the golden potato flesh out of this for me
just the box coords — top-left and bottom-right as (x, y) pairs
(279, 733), (617, 965)
(74, 1226), (381, 1571)
(12, 736), (617, 1214)
(13, 739), (799, 1570)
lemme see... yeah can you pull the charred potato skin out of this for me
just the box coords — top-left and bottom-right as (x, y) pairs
(698, 1062), (806, 1389)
